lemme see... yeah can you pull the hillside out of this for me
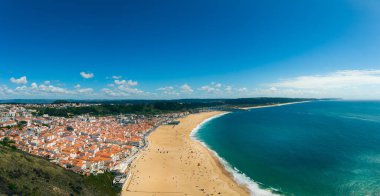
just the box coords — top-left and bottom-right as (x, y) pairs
(0, 145), (119, 196)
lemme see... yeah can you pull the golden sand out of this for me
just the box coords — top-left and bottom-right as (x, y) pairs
(240, 101), (311, 110)
(122, 111), (249, 196)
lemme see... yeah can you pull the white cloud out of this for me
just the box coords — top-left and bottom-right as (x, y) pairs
(197, 82), (251, 97)
(157, 84), (194, 96)
(15, 85), (28, 91)
(0, 85), (15, 95)
(237, 87), (248, 93)
(271, 70), (380, 89)
(102, 88), (119, 97)
(114, 80), (126, 85)
(31, 82), (38, 89)
(3, 78), (94, 97)
(102, 88), (117, 97)
(269, 87), (277, 91)
(157, 86), (174, 91)
(127, 80), (138, 86)
(180, 84), (193, 94)
(122, 87), (144, 94)
(261, 69), (380, 99)
(9, 83), (94, 96)
(211, 82), (222, 88)
(114, 79), (138, 86)
(117, 84), (143, 94)
(157, 86), (179, 95)
(199, 85), (220, 94)
(102, 77), (145, 97)
(38, 84), (71, 94)
(198, 82), (226, 94)
(224, 86), (233, 93)
(102, 87), (144, 97)
(76, 88), (93, 94)
(80, 72), (94, 79)
(10, 76), (28, 84)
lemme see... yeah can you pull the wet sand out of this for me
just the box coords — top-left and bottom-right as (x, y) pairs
(122, 111), (249, 196)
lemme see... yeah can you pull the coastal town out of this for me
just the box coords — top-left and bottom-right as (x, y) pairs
(0, 99), (309, 195)
(0, 103), (188, 186)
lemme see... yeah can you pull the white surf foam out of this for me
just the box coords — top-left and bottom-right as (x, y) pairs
(190, 112), (280, 196)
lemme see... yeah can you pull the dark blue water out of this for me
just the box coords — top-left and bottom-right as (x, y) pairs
(195, 101), (380, 195)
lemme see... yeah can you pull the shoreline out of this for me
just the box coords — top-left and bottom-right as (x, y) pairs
(189, 112), (253, 195)
(190, 112), (278, 196)
(239, 101), (311, 110)
(123, 102), (309, 195)
(122, 111), (249, 195)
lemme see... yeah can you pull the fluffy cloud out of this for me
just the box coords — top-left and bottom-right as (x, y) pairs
(114, 80), (126, 85)
(103, 78), (145, 97)
(262, 70), (380, 99)
(224, 86), (233, 93)
(12, 83), (71, 94)
(80, 72), (94, 79)
(37, 84), (71, 94)
(237, 87), (248, 93)
(269, 87), (277, 91)
(102, 88), (119, 97)
(15, 85), (28, 91)
(199, 85), (220, 94)
(212, 82), (222, 88)
(0, 85), (15, 95)
(31, 82), (38, 89)
(180, 84), (193, 94)
(197, 82), (251, 97)
(127, 80), (138, 86)
(198, 82), (225, 94)
(2, 81), (95, 98)
(114, 79), (138, 86)
(10, 76), (28, 84)
(102, 87), (144, 97)
(118, 85), (143, 94)
(271, 70), (380, 89)
(157, 86), (174, 91)
(157, 84), (194, 96)
(157, 86), (179, 95)
(76, 88), (93, 94)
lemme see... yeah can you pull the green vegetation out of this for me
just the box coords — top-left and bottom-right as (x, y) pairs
(34, 102), (217, 117)
(0, 137), (16, 149)
(0, 144), (119, 196)
(52, 100), (71, 104)
(33, 98), (316, 117)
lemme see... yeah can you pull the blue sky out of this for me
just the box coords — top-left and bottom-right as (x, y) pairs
(1, 0), (380, 99)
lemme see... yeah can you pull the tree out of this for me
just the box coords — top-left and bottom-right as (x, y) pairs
(1, 137), (15, 147)
(18, 121), (28, 127)
(66, 126), (74, 131)
(2, 137), (10, 145)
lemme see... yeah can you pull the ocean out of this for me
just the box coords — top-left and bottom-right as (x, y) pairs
(193, 101), (380, 195)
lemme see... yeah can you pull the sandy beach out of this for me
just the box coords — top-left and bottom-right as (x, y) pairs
(240, 101), (311, 110)
(122, 111), (249, 196)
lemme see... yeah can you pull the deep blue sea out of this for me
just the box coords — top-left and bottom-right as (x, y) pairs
(194, 101), (380, 195)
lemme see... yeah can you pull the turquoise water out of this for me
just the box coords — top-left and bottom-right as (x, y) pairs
(195, 101), (380, 195)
